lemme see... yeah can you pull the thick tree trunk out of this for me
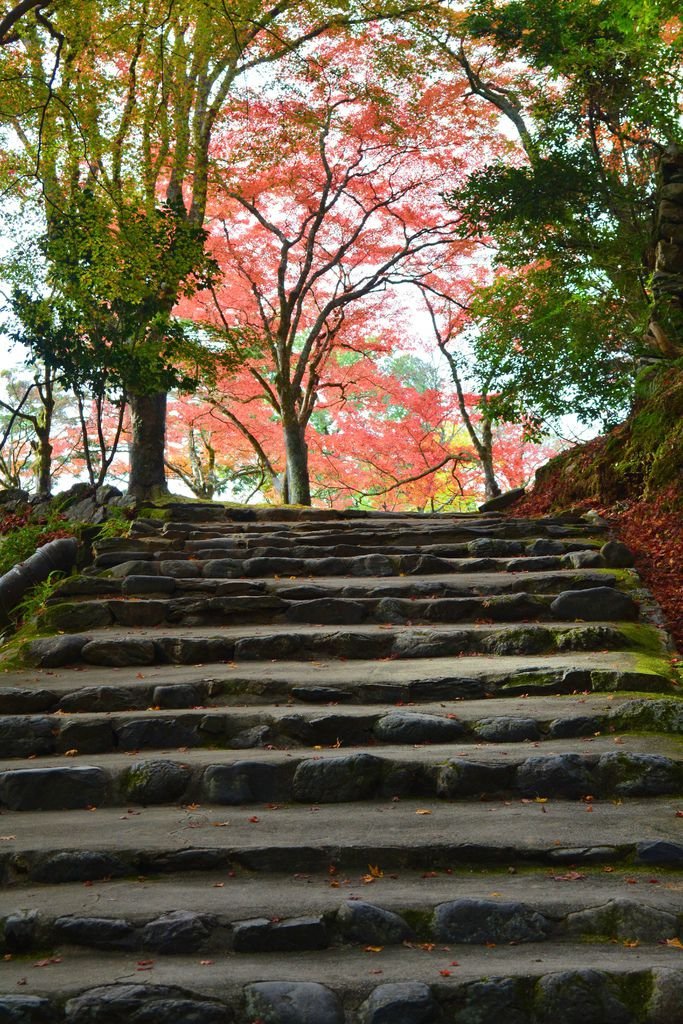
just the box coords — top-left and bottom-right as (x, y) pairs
(35, 430), (52, 496)
(647, 144), (683, 357)
(283, 414), (311, 506)
(128, 392), (169, 499)
(480, 420), (501, 500)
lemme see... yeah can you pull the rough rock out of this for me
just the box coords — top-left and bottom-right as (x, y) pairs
(81, 639), (156, 667)
(0, 766), (106, 811)
(292, 753), (383, 802)
(473, 717), (541, 742)
(53, 916), (137, 951)
(202, 762), (283, 804)
(357, 982), (437, 1024)
(374, 712), (464, 744)
(232, 916), (328, 953)
(565, 898), (678, 942)
(23, 634), (90, 668)
(243, 982), (343, 1024)
(478, 487), (525, 512)
(335, 901), (414, 945)
(140, 911), (213, 954)
(533, 969), (631, 1024)
(516, 754), (594, 798)
(433, 898), (550, 944)
(600, 540), (635, 568)
(122, 760), (192, 804)
(550, 587), (638, 621)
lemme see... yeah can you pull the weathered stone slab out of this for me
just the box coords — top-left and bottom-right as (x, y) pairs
(0, 766), (106, 811)
(244, 982), (343, 1024)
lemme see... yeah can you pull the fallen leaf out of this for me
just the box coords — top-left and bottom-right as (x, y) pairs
(0, 836), (16, 841)
(200, 960), (214, 965)
(249, 816), (260, 823)
(439, 969), (452, 977)
(364, 946), (383, 953)
(368, 864), (383, 878)
(64, 749), (78, 757)
(665, 938), (683, 949)
(624, 940), (639, 948)
(416, 809), (432, 816)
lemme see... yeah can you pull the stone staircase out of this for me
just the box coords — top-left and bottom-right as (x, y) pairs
(0, 504), (682, 1023)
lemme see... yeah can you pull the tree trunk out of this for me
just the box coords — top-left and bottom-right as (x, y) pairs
(35, 430), (52, 496)
(282, 414), (311, 506)
(128, 392), (169, 499)
(647, 144), (683, 357)
(480, 420), (501, 500)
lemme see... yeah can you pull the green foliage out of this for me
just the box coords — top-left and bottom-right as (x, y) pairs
(3, 191), (220, 402)
(95, 506), (135, 541)
(467, 263), (636, 431)
(13, 570), (66, 627)
(452, 0), (683, 429)
(0, 509), (78, 577)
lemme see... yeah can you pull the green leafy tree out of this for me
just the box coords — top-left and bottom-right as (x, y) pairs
(435, 0), (683, 429)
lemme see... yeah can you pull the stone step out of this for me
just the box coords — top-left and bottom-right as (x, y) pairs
(1, 736), (682, 810)
(1, 694), (680, 759)
(93, 549), (609, 575)
(40, 587), (642, 632)
(0, 652), (661, 714)
(1, 799), (682, 888)
(3, 868), (683, 957)
(1, 506), (676, 1020)
(0, 946), (680, 1024)
(53, 568), (622, 602)
(22, 620), (659, 670)
(178, 537), (602, 558)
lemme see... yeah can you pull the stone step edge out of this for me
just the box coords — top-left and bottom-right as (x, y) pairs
(52, 569), (621, 600)
(1, 748), (682, 811)
(3, 891), (683, 957)
(0, 666), (673, 715)
(40, 590), (643, 635)
(2, 697), (680, 758)
(20, 621), (658, 670)
(2, 834), (682, 889)
(0, 951), (677, 1024)
(93, 552), (609, 576)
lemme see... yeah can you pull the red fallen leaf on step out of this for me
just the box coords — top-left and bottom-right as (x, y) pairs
(33, 957), (62, 968)
(450, 961), (460, 966)
(675, 811), (683, 818)
(249, 816), (260, 823)
(552, 871), (586, 881)
(200, 960), (214, 965)
(439, 970), (452, 976)
(137, 960), (155, 970)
